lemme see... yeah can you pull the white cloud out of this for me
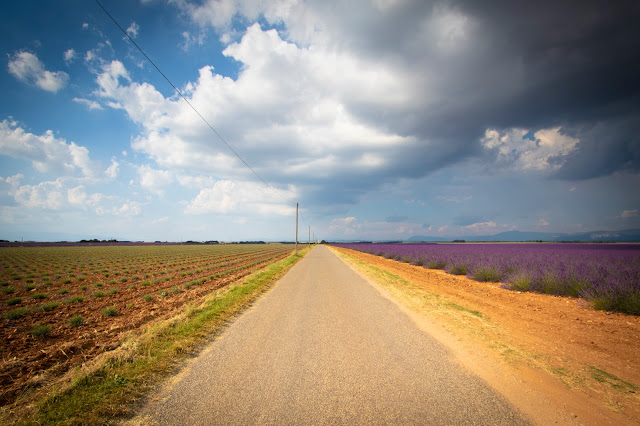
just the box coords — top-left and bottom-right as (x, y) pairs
(185, 180), (295, 216)
(537, 218), (550, 227)
(0, 120), (99, 178)
(14, 179), (65, 210)
(105, 159), (119, 179)
(1, 173), (23, 195)
(73, 97), (103, 110)
(180, 31), (206, 51)
(94, 26), (414, 189)
(115, 201), (143, 217)
(82, 22), (89, 30)
(176, 174), (216, 189)
(63, 48), (77, 64)
(621, 209), (638, 219)
(482, 127), (579, 171)
(8, 51), (69, 92)
(461, 221), (497, 234)
(126, 22), (139, 38)
(137, 165), (173, 194)
(67, 185), (88, 206)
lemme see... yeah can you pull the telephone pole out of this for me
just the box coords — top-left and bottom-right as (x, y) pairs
(295, 202), (299, 254)
(308, 225), (310, 247)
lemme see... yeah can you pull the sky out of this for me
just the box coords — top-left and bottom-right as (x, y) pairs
(0, 0), (639, 242)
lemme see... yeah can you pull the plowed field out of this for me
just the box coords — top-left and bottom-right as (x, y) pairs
(0, 244), (292, 408)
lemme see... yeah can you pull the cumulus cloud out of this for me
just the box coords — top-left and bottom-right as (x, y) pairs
(10, 175), (144, 218)
(171, 0), (640, 183)
(185, 180), (296, 216)
(481, 127), (579, 171)
(137, 164), (173, 195)
(0, 120), (100, 178)
(93, 28), (417, 207)
(14, 179), (66, 210)
(63, 48), (77, 64)
(105, 159), (119, 179)
(621, 209), (638, 219)
(8, 51), (69, 92)
(461, 221), (497, 234)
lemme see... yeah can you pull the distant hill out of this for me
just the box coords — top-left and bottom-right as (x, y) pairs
(407, 229), (640, 242)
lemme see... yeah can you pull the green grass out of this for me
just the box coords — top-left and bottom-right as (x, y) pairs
(69, 315), (84, 327)
(57, 288), (69, 295)
(142, 294), (154, 302)
(588, 366), (640, 393)
(30, 324), (52, 338)
(25, 248), (307, 425)
(31, 293), (48, 300)
(1, 286), (15, 294)
(38, 302), (59, 312)
(5, 307), (30, 320)
(6, 297), (22, 306)
(94, 291), (106, 298)
(65, 295), (84, 304)
(102, 307), (118, 317)
(445, 302), (483, 317)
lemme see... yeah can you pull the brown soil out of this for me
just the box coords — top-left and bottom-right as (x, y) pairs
(333, 247), (640, 425)
(0, 247), (290, 410)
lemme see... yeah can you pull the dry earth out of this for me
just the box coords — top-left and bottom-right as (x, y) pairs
(0, 248), (290, 411)
(331, 246), (640, 425)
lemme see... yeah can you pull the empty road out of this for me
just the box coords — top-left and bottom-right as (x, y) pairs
(135, 245), (528, 425)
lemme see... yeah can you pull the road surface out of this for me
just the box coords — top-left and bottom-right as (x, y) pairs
(135, 245), (528, 425)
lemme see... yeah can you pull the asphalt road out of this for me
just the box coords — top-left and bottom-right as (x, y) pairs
(135, 245), (529, 425)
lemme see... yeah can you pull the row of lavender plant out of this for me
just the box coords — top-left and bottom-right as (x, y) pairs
(333, 243), (640, 315)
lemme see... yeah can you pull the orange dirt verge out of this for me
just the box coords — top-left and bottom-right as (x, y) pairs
(332, 246), (640, 425)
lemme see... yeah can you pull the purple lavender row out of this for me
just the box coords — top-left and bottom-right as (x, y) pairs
(333, 243), (640, 315)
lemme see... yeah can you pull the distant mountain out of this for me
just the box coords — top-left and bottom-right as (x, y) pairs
(407, 229), (640, 242)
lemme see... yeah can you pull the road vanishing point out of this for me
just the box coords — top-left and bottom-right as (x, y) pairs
(135, 245), (529, 425)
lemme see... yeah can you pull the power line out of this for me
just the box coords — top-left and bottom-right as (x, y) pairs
(96, 0), (277, 193)
(96, 1), (313, 236)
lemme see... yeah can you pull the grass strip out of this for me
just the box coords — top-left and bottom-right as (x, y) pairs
(11, 248), (310, 426)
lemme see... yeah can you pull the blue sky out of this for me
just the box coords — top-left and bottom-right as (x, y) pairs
(1, 0), (639, 241)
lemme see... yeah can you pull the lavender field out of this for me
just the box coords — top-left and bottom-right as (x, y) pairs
(333, 243), (640, 315)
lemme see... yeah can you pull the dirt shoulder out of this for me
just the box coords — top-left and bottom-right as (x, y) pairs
(331, 246), (640, 425)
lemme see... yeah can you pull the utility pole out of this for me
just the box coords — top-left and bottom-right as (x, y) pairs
(295, 202), (298, 254)
(308, 225), (310, 247)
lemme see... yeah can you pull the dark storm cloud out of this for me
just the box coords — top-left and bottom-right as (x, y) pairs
(330, 0), (640, 181)
(553, 114), (640, 179)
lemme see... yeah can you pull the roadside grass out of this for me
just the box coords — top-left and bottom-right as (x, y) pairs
(329, 246), (640, 411)
(12, 247), (309, 425)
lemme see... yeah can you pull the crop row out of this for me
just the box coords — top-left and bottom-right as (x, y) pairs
(334, 243), (640, 315)
(0, 244), (293, 407)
